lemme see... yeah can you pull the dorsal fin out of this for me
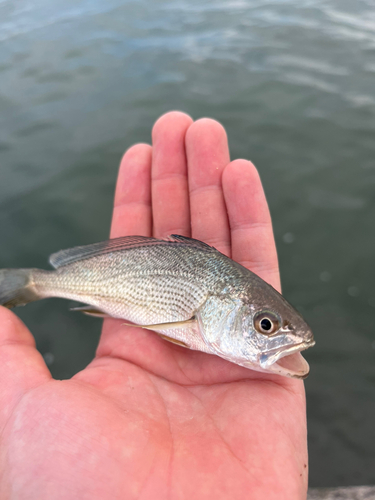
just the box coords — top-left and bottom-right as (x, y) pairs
(168, 234), (214, 251)
(49, 236), (166, 269)
(49, 235), (215, 269)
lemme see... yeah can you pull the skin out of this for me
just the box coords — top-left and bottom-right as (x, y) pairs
(0, 112), (308, 500)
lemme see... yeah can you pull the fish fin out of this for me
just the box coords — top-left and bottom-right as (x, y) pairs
(49, 235), (215, 269)
(70, 305), (111, 318)
(0, 269), (40, 308)
(157, 334), (189, 348)
(121, 317), (196, 331)
(168, 234), (214, 251)
(50, 236), (159, 268)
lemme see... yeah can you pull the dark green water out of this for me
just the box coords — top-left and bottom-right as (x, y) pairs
(1, 0), (375, 488)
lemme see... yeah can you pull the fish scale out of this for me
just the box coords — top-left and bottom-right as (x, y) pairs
(0, 234), (315, 378)
(38, 251), (212, 322)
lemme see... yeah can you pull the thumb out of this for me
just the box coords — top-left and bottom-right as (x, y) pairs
(0, 306), (51, 428)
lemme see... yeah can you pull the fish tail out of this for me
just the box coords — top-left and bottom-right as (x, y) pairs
(0, 269), (41, 308)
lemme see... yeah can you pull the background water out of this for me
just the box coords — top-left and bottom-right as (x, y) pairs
(1, 0), (375, 488)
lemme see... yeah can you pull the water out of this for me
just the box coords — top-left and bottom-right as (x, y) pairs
(1, 0), (375, 488)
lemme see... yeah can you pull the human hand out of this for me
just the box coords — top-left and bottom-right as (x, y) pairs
(0, 112), (308, 500)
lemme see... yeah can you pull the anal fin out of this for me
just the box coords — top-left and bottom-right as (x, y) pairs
(157, 334), (189, 348)
(70, 305), (111, 318)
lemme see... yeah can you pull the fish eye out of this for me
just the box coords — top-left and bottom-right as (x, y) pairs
(254, 311), (281, 336)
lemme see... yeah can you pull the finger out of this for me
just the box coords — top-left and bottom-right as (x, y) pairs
(185, 119), (231, 256)
(222, 159), (281, 291)
(110, 144), (152, 238)
(0, 307), (51, 427)
(151, 111), (193, 238)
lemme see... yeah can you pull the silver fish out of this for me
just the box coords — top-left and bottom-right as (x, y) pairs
(0, 235), (315, 378)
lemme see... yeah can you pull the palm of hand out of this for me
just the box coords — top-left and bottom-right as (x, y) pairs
(0, 113), (308, 500)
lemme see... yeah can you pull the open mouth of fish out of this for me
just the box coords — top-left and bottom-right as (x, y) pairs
(259, 339), (316, 379)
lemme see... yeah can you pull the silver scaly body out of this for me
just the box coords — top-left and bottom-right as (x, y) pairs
(0, 235), (315, 378)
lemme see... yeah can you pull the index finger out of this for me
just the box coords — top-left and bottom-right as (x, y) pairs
(222, 159), (281, 292)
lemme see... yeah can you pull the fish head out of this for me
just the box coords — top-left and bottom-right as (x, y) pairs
(242, 298), (315, 379)
(198, 283), (315, 379)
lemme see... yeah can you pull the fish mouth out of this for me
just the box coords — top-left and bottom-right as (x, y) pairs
(259, 339), (316, 379)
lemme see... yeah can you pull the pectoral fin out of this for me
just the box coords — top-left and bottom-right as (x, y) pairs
(120, 317), (196, 349)
(70, 307), (194, 348)
(121, 317), (196, 331)
(70, 306), (111, 318)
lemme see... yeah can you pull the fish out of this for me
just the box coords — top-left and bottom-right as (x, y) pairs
(0, 234), (315, 378)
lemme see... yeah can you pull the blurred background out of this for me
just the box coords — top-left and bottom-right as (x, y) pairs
(0, 0), (374, 488)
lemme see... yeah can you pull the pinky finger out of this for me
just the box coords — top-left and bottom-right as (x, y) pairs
(110, 144), (152, 239)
